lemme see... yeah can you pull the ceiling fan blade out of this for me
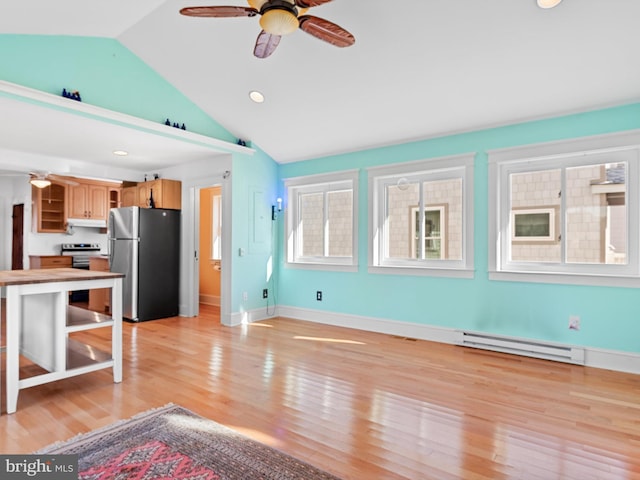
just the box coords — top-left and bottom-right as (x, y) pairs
(179, 6), (258, 17)
(48, 174), (79, 186)
(254, 30), (281, 59)
(298, 15), (355, 48)
(295, 0), (333, 8)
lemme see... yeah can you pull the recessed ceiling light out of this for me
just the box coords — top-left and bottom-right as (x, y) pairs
(113, 150), (129, 156)
(249, 90), (265, 103)
(537, 0), (562, 8)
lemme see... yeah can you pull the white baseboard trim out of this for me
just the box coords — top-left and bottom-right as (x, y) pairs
(225, 306), (277, 327)
(277, 306), (458, 343)
(277, 305), (640, 375)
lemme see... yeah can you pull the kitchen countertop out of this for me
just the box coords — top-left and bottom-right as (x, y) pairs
(0, 268), (124, 287)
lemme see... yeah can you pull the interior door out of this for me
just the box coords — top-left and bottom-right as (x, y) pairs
(11, 204), (24, 270)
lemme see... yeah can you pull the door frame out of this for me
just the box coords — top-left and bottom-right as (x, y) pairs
(183, 172), (232, 325)
(12, 203), (24, 270)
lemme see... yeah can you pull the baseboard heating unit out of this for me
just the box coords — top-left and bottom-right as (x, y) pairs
(455, 331), (585, 365)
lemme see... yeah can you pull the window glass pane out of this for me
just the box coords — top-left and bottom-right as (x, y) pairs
(424, 209), (442, 259)
(327, 190), (353, 257)
(386, 182), (420, 259)
(424, 178), (462, 260)
(566, 163), (627, 265)
(510, 169), (561, 262)
(300, 192), (324, 257)
(515, 213), (550, 237)
(211, 194), (222, 260)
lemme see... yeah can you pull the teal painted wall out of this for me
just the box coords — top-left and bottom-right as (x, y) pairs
(0, 35), (237, 144)
(231, 147), (279, 315)
(278, 104), (640, 354)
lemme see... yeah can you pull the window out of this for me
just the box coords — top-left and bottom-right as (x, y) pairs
(211, 193), (222, 260)
(368, 153), (475, 277)
(489, 130), (640, 286)
(285, 170), (358, 270)
(511, 207), (557, 243)
(411, 205), (446, 259)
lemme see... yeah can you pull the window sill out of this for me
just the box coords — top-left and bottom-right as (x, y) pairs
(369, 266), (475, 279)
(490, 270), (640, 288)
(285, 262), (358, 273)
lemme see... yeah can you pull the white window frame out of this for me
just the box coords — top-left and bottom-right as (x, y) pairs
(284, 170), (358, 272)
(368, 153), (475, 278)
(488, 130), (640, 287)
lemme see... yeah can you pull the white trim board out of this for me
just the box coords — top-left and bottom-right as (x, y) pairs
(226, 306), (278, 327)
(277, 305), (640, 376)
(0, 80), (253, 155)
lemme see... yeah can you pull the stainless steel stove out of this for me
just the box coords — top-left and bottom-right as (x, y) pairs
(60, 243), (102, 269)
(61, 243), (103, 303)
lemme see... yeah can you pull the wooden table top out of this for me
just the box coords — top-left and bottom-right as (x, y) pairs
(0, 268), (125, 287)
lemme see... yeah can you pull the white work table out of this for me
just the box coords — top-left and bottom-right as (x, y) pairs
(0, 268), (124, 414)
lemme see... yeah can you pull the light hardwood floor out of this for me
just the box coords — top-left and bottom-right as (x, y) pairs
(1, 304), (640, 479)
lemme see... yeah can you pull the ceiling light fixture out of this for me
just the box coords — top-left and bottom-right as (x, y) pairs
(249, 0), (300, 36)
(260, 8), (299, 35)
(30, 178), (51, 189)
(537, 0), (562, 8)
(113, 150), (129, 156)
(249, 90), (265, 103)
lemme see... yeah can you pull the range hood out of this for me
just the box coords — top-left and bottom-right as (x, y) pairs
(66, 217), (107, 228)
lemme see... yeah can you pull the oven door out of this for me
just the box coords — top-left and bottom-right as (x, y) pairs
(69, 257), (90, 302)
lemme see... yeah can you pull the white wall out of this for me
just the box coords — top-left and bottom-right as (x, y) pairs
(0, 176), (31, 270)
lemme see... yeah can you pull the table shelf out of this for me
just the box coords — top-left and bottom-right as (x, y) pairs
(66, 305), (114, 332)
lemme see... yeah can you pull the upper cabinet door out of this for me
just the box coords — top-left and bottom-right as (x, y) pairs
(68, 184), (89, 218)
(88, 184), (108, 220)
(68, 182), (109, 220)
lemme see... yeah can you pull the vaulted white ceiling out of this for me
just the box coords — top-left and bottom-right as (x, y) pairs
(2, 0), (640, 166)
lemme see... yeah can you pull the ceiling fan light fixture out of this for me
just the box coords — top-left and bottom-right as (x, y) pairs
(537, 0), (562, 8)
(260, 8), (299, 35)
(30, 178), (51, 189)
(247, 0), (268, 10)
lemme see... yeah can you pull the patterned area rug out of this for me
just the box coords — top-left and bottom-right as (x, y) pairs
(37, 404), (341, 480)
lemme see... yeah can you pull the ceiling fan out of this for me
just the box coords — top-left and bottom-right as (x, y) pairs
(29, 172), (79, 189)
(180, 0), (355, 58)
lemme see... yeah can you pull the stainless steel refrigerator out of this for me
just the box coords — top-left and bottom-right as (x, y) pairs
(108, 207), (180, 322)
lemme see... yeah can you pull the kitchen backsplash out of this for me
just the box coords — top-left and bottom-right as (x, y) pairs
(28, 227), (108, 255)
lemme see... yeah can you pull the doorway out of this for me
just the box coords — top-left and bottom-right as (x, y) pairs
(11, 204), (24, 270)
(199, 186), (222, 306)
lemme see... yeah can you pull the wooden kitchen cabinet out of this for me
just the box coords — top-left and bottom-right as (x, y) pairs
(121, 186), (137, 207)
(68, 183), (108, 221)
(32, 182), (67, 233)
(137, 179), (181, 209)
(109, 187), (121, 210)
(89, 256), (111, 312)
(29, 255), (73, 269)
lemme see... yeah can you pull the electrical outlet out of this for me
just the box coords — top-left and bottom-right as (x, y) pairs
(242, 291), (248, 301)
(263, 288), (268, 299)
(316, 291), (322, 301)
(569, 315), (580, 330)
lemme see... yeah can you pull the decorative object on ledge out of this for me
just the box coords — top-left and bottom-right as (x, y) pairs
(164, 118), (186, 130)
(62, 88), (82, 102)
(237, 138), (247, 147)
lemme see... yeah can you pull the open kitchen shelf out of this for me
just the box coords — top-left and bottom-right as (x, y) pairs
(66, 305), (114, 332)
